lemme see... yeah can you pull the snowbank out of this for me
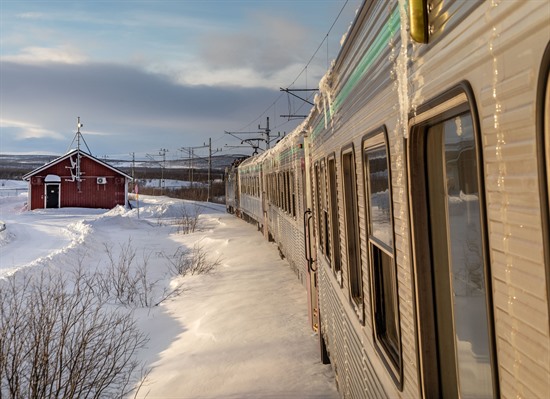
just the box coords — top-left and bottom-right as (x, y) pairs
(0, 185), (337, 398)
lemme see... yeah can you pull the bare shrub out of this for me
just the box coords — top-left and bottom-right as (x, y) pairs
(96, 239), (163, 308)
(0, 270), (148, 399)
(164, 242), (222, 277)
(176, 203), (202, 234)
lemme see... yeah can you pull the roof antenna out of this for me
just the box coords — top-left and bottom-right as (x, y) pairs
(67, 116), (92, 155)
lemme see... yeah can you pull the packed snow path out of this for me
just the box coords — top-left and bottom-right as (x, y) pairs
(0, 193), (338, 398)
(138, 211), (338, 399)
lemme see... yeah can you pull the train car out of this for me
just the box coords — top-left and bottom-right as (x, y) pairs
(234, 129), (321, 330)
(225, 165), (238, 214)
(262, 130), (308, 283)
(225, 157), (246, 215)
(237, 156), (264, 227)
(228, 0), (549, 398)
(307, 1), (550, 398)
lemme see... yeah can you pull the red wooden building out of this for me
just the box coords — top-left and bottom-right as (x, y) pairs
(23, 149), (132, 210)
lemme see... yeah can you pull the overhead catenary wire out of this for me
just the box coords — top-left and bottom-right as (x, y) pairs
(104, 1), (354, 159)
(231, 0), (351, 135)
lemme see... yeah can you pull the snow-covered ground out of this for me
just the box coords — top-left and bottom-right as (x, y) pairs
(0, 184), (338, 398)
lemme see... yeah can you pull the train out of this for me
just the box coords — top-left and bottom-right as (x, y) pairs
(225, 1), (550, 398)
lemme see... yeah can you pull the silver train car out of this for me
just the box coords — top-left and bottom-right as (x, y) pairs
(227, 0), (550, 398)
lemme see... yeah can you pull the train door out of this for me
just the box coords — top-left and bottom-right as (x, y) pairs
(409, 88), (497, 398)
(302, 136), (319, 333)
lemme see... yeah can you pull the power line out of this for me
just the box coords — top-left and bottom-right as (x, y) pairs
(231, 0), (352, 135)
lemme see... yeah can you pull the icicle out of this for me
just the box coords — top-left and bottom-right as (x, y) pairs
(396, 0), (410, 139)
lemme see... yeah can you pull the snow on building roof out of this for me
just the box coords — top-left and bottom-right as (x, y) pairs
(22, 149), (132, 181)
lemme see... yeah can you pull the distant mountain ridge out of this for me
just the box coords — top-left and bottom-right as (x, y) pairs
(0, 153), (249, 179)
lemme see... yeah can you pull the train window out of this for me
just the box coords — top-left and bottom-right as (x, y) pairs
(327, 156), (342, 280)
(363, 131), (401, 383)
(283, 171), (288, 213)
(314, 162), (324, 253)
(285, 170), (292, 214)
(290, 171), (296, 217)
(270, 175), (273, 203)
(342, 147), (363, 310)
(409, 89), (496, 398)
(275, 173), (279, 207)
(281, 172), (286, 211)
(274, 173), (277, 205)
(279, 173), (284, 208)
(316, 160), (330, 260)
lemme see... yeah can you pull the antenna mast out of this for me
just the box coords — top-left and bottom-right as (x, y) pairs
(67, 116), (92, 154)
(65, 117), (91, 191)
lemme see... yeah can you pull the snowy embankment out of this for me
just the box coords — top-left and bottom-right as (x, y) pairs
(0, 188), (337, 398)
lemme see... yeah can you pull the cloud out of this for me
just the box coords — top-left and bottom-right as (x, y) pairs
(198, 12), (309, 77)
(0, 60), (299, 156)
(17, 12), (47, 20)
(0, 119), (65, 140)
(2, 45), (88, 65)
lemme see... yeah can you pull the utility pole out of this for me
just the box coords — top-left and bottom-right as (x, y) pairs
(159, 148), (168, 195)
(279, 87), (319, 119)
(203, 137), (222, 202)
(180, 144), (207, 190)
(224, 117), (277, 154)
(207, 138), (211, 201)
(189, 147), (194, 188)
(180, 141), (221, 201)
(146, 149), (168, 195)
(259, 117), (271, 150)
(130, 152), (135, 191)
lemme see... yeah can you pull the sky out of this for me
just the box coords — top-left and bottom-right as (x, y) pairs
(0, 0), (362, 161)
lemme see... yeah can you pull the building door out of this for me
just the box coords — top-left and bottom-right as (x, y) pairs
(46, 184), (60, 208)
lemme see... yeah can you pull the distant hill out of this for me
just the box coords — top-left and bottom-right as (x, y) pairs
(0, 153), (249, 180)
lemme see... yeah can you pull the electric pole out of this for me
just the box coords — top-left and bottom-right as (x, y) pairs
(224, 117), (278, 154)
(203, 137), (222, 202)
(146, 149), (168, 195)
(130, 152), (135, 191)
(160, 148), (168, 195)
(259, 117), (271, 150)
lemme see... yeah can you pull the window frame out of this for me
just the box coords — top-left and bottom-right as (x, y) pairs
(327, 154), (342, 284)
(362, 127), (403, 388)
(408, 83), (498, 398)
(537, 43), (550, 317)
(341, 145), (364, 320)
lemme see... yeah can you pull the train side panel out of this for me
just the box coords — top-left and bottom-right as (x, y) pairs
(227, 0), (549, 397)
(309, 0), (550, 398)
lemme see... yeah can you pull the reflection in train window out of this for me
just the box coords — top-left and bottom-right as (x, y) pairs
(327, 156), (341, 278)
(363, 133), (401, 384)
(314, 162), (323, 252)
(410, 95), (497, 398)
(290, 171), (296, 217)
(342, 148), (362, 309)
(320, 160), (330, 260)
(314, 161), (329, 256)
(428, 113), (494, 398)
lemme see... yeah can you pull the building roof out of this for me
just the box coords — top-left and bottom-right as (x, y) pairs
(22, 149), (132, 181)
